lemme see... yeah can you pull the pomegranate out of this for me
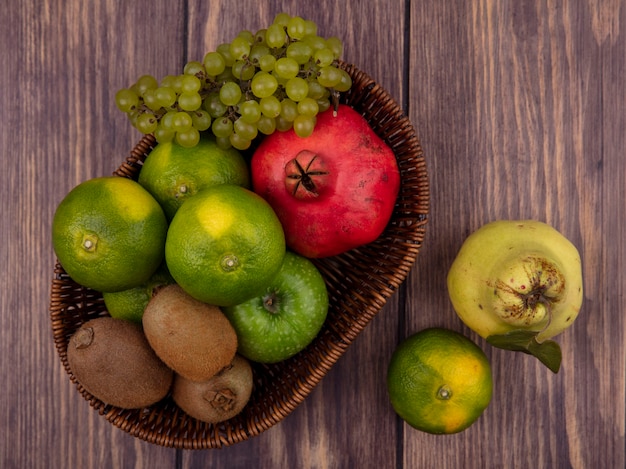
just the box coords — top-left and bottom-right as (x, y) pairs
(251, 104), (400, 258)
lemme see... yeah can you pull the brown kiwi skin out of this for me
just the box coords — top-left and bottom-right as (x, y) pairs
(172, 354), (254, 424)
(142, 284), (238, 382)
(66, 316), (173, 409)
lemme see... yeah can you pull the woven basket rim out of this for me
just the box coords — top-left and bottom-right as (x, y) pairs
(49, 61), (429, 449)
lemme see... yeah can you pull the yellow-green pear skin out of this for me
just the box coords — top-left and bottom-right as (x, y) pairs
(447, 220), (583, 343)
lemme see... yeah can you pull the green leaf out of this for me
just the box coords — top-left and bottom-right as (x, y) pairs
(486, 330), (562, 374)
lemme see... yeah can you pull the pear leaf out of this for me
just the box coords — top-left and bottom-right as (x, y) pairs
(486, 330), (562, 374)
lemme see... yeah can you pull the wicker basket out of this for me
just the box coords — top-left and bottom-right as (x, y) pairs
(49, 62), (429, 449)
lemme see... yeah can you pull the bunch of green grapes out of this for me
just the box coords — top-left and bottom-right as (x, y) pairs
(115, 13), (352, 150)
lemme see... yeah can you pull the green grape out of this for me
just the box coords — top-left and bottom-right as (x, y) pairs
(257, 115), (276, 135)
(285, 77), (309, 102)
(274, 57), (299, 79)
(203, 92), (228, 118)
(142, 89), (162, 111)
(219, 81), (242, 106)
(266, 23), (287, 48)
(326, 37), (343, 58)
(172, 111), (193, 131)
(258, 54), (276, 72)
(271, 71), (288, 88)
(181, 74), (202, 93)
(275, 115), (293, 132)
(317, 66), (342, 87)
(249, 44), (270, 66)
(135, 113), (158, 134)
(233, 117), (258, 141)
(128, 109), (140, 127)
(237, 30), (255, 44)
(314, 48), (335, 67)
(230, 36), (251, 61)
(176, 127), (200, 148)
(154, 86), (177, 108)
(203, 51), (226, 76)
(178, 91), (202, 111)
(160, 75), (178, 89)
(306, 80), (327, 100)
(183, 61), (205, 76)
(317, 98), (331, 113)
(254, 29), (267, 45)
(297, 97), (319, 117)
(232, 61), (256, 81)
(229, 132), (252, 151)
(280, 98), (298, 122)
(215, 136), (232, 149)
(287, 16), (306, 40)
(154, 126), (175, 143)
(238, 100), (261, 123)
(211, 117), (234, 138)
(334, 69), (353, 92)
(160, 111), (178, 130)
(303, 20), (318, 37)
(135, 74), (158, 94)
(273, 12), (291, 27)
(115, 88), (139, 112)
(215, 68), (236, 83)
(169, 75), (183, 93)
(286, 41), (313, 65)
(191, 110), (212, 131)
(302, 35), (327, 52)
(293, 114), (316, 138)
(251, 71), (278, 99)
(216, 43), (235, 66)
(259, 95), (282, 118)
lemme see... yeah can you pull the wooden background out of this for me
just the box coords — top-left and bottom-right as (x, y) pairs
(2, 0), (624, 467)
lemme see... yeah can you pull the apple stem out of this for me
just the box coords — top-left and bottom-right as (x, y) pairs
(263, 292), (280, 314)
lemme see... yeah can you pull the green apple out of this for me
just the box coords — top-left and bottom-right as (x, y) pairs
(222, 251), (329, 363)
(447, 220), (583, 373)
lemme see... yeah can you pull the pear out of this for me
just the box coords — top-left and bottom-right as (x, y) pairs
(447, 220), (583, 373)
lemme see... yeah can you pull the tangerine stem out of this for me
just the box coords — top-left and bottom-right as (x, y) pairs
(436, 385), (452, 400)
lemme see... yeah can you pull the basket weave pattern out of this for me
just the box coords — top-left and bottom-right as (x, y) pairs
(49, 63), (429, 448)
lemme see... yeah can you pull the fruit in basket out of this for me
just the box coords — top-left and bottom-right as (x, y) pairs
(165, 184), (286, 307)
(251, 104), (400, 258)
(66, 316), (173, 409)
(114, 13), (352, 150)
(386, 328), (492, 435)
(222, 251), (329, 363)
(142, 284), (238, 382)
(172, 354), (254, 424)
(137, 134), (250, 220)
(447, 220), (583, 373)
(103, 262), (174, 323)
(52, 176), (168, 292)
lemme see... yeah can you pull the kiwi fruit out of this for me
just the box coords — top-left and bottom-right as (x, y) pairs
(172, 354), (254, 424)
(66, 316), (173, 409)
(142, 284), (238, 382)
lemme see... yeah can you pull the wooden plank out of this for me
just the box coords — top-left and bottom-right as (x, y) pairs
(181, 2), (407, 467)
(1, 1), (183, 467)
(408, 0), (625, 467)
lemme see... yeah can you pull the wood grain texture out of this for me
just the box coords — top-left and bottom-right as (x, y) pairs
(409, 1), (625, 468)
(2, 0), (624, 468)
(3, 1), (183, 468)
